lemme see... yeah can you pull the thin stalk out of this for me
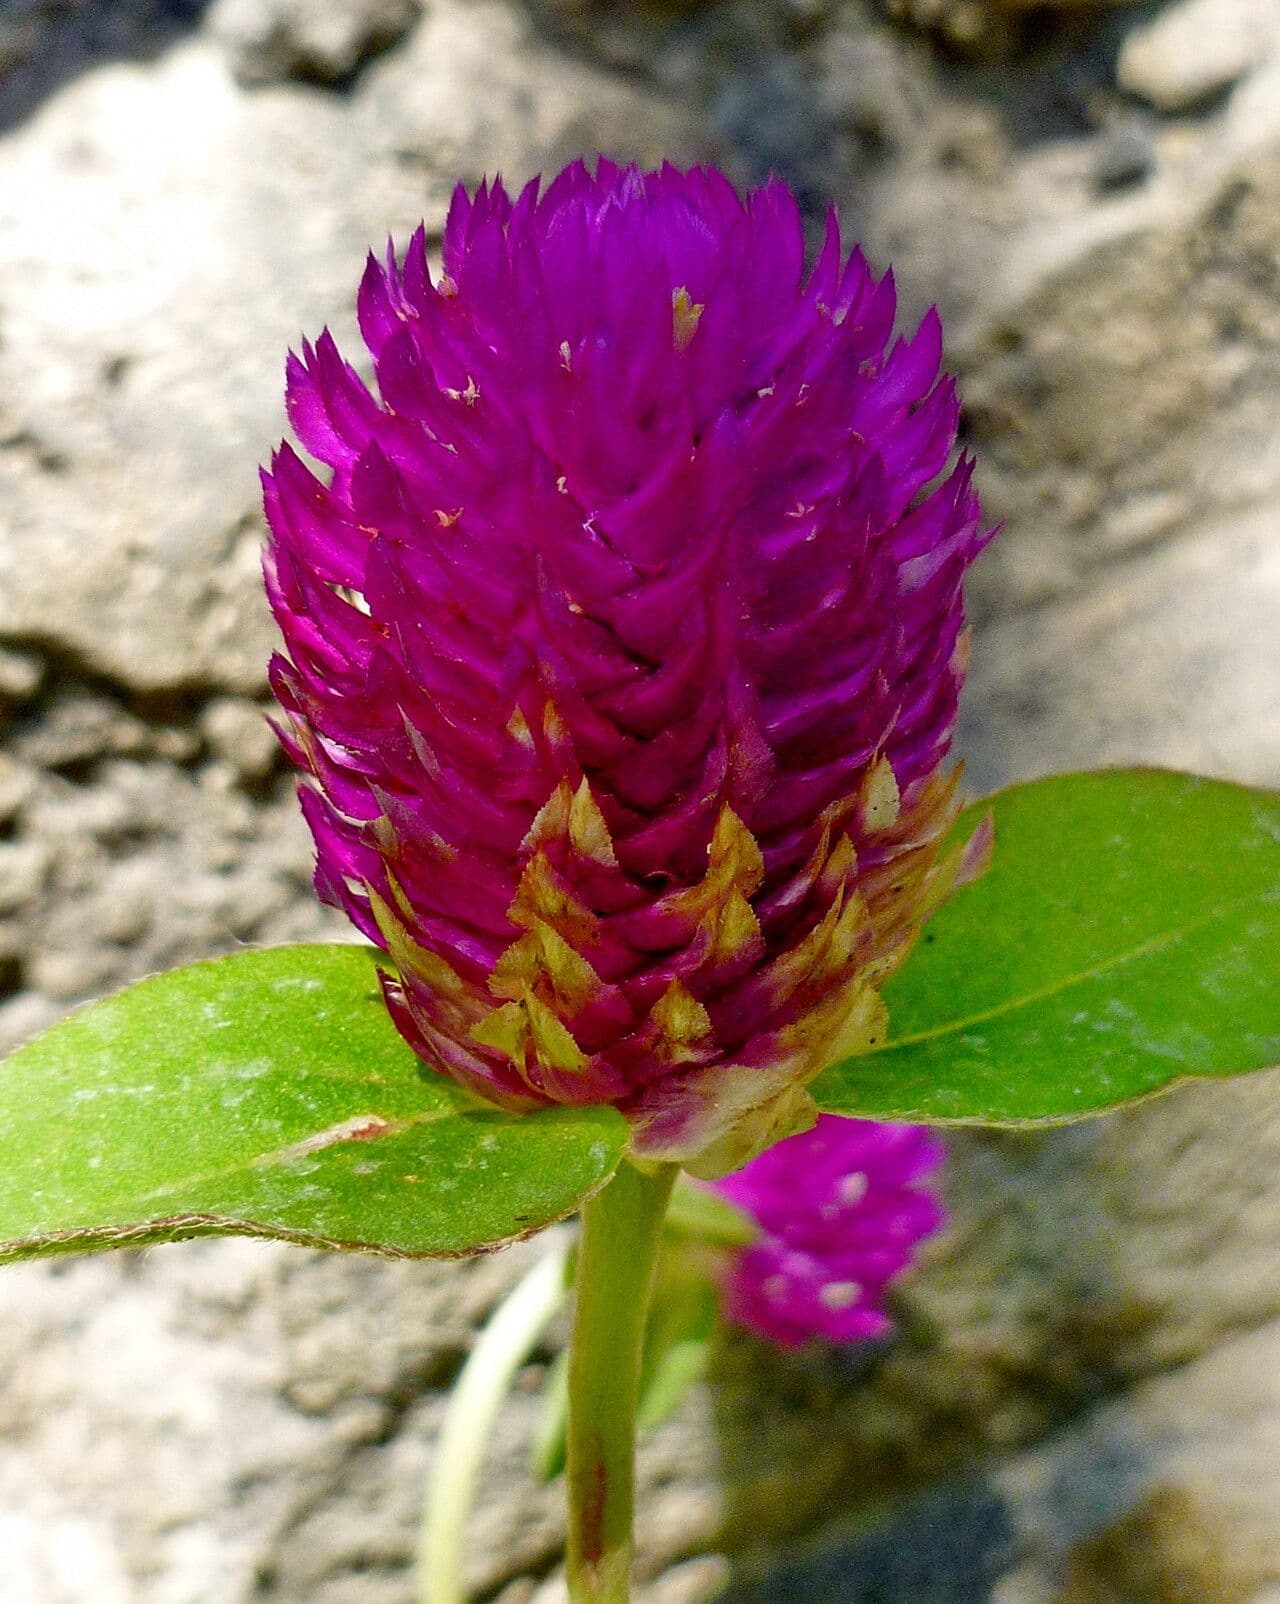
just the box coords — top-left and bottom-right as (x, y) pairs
(420, 1240), (570, 1604)
(566, 1160), (678, 1604)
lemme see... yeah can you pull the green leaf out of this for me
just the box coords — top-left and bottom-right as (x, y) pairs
(0, 944), (628, 1263)
(636, 1266), (715, 1433)
(531, 1346), (571, 1484)
(812, 769), (1280, 1124)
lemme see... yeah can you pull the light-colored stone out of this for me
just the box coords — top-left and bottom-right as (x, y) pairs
(0, 839), (49, 915)
(0, 0), (710, 695)
(200, 696), (279, 783)
(958, 497), (1280, 795)
(935, 138), (1280, 621)
(1118, 0), (1280, 114)
(0, 644), (42, 702)
(0, 1238), (723, 1604)
(0, 756), (35, 825)
(993, 1319), (1280, 1600)
(208, 0), (423, 86)
(3, 1), (1280, 1601)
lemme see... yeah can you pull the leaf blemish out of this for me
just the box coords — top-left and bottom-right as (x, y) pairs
(276, 1114), (394, 1161)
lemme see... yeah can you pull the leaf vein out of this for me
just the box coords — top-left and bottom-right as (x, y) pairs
(878, 892), (1262, 1054)
(130, 1105), (459, 1208)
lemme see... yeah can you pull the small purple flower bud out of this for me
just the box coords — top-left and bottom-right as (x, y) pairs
(713, 1114), (944, 1348)
(264, 160), (991, 1168)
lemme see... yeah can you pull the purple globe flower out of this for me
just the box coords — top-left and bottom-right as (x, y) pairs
(714, 1115), (944, 1348)
(264, 160), (990, 1168)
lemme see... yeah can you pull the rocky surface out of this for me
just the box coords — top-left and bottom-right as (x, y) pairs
(3, 0), (1280, 1600)
(1118, 0), (1280, 112)
(0, 0), (707, 694)
(207, 0), (423, 85)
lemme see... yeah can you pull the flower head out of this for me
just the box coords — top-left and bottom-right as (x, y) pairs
(264, 160), (990, 1168)
(713, 1114), (944, 1348)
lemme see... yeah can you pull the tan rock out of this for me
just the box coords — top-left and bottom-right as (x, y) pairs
(0, 2), (710, 695)
(1118, 0), (1280, 114)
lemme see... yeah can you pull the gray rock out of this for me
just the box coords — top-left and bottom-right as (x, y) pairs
(1117, 0), (1280, 114)
(0, 1237), (722, 1604)
(882, 0), (1133, 53)
(719, 1308), (1280, 1602)
(3, 1), (1280, 1601)
(1092, 118), (1158, 192)
(5, 750), (343, 1022)
(0, 0), (711, 695)
(207, 0), (424, 87)
(959, 497), (1280, 796)
(0, 644), (43, 703)
(200, 697), (280, 784)
(0, 839), (49, 917)
(992, 1317), (1280, 1600)
(831, 65), (1280, 623)
(0, 756), (36, 824)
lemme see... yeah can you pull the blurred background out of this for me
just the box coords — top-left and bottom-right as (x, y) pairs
(1, 0), (1279, 1599)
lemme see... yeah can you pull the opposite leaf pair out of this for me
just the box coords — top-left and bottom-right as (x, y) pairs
(1, 160), (1278, 1604)
(2, 769), (1277, 1266)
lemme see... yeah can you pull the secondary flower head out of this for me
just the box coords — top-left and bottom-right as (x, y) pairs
(264, 160), (990, 1169)
(713, 1114), (944, 1348)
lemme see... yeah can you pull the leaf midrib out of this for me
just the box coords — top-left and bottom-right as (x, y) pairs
(873, 888), (1265, 1056)
(47, 1103), (467, 1214)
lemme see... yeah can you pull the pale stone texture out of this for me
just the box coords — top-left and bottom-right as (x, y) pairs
(1118, 0), (1280, 113)
(0, 0), (706, 695)
(3, 1), (1280, 1601)
(0, 3), (718, 1600)
(208, 0), (424, 85)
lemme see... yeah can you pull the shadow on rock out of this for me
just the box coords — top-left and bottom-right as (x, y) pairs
(720, 1481), (1018, 1604)
(0, 0), (212, 134)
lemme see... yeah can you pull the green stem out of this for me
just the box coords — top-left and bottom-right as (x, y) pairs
(566, 1159), (678, 1604)
(420, 1240), (570, 1604)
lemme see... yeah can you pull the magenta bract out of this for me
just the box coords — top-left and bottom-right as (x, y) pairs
(264, 160), (990, 1166)
(713, 1114), (944, 1348)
